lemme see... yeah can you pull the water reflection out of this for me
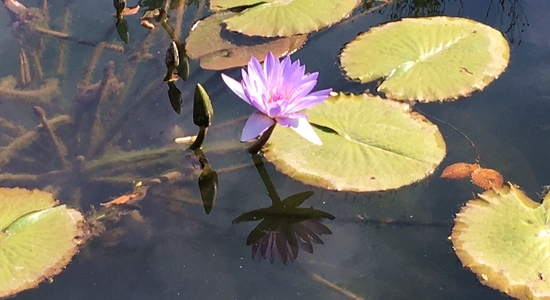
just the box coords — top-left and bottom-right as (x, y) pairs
(358, 0), (528, 44)
(233, 154), (335, 264)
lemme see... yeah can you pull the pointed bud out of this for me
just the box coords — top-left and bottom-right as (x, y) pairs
(113, 0), (126, 17)
(193, 84), (213, 128)
(163, 41), (180, 81)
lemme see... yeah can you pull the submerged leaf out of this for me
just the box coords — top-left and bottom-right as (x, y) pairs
(100, 186), (150, 207)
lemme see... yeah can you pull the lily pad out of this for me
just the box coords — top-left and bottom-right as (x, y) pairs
(452, 183), (550, 300)
(263, 93), (446, 192)
(210, 0), (359, 37)
(340, 17), (510, 102)
(0, 188), (85, 298)
(185, 11), (307, 70)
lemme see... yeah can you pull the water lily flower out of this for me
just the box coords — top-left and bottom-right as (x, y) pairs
(221, 52), (332, 146)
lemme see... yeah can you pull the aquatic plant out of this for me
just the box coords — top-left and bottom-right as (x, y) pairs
(221, 52), (332, 151)
(0, 0), (536, 298)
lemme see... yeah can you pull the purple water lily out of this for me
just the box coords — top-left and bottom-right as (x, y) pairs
(221, 52), (332, 146)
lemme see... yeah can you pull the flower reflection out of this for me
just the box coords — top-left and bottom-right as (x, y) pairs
(234, 154), (335, 264)
(251, 218), (332, 265)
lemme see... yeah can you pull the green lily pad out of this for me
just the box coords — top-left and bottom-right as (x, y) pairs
(185, 11), (308, 70)
(210, 0), (359, 37)
(340, 17), (510, 102)
(263, 93), (446, 192)
(452, 183), (550, 300)
(0, 188), (85, 298)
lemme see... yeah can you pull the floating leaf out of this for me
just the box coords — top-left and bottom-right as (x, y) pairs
(263, 93), (446, 192)
(116, 18), (130, 44)
(452, 184), (550, 299)
(441, 162), (479, 179)
(185, 12), (307, 70)
(210, 0), (359, 37)
(340, 17), (510, 102)
(0, 188), (84, 298)
(471, 168), (504, 190)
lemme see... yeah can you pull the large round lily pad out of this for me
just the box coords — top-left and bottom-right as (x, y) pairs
(0, 188), (84, 298)
(263, 93), (446, 192)
(185, 11), (307, 70)
(340, 16), (510, 102)
(452, 183), (550, 300)
(210, 0), (359, 37)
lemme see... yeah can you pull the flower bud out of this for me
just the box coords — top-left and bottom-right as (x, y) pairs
(193, 84), (214, 128)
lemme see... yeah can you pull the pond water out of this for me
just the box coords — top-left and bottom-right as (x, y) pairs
(1, 0), (548, 299)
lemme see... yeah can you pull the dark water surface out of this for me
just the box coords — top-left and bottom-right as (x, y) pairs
(1, 0), (548, 299)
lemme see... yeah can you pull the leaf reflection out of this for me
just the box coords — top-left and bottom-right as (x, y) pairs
(232, 154), (334, 264)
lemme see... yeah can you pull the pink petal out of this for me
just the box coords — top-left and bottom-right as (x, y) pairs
(287, 88), (332, 112)
(221, 73), (250, 105)
(289, 118), (322, 145)
(241, 112), (275, 142)
(264, 52), (279, 83)
(247, 56), (267, 89)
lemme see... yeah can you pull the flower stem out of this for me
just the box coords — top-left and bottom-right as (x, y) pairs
(251, 153), (281, 203)
(247, 124), (276, 154)
(189, 127), (207, 150)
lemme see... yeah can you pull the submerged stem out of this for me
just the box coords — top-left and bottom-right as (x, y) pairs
(33, 106), (71, 170)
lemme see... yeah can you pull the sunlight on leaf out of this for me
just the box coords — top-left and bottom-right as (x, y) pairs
(210, 0), (359, 37)
(340, 16), (510, 102)
(185, 12), (307, 70)
(0, 188), (84, 298)
(263, 93), (446, 192)
(452, 183), (550, 300)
